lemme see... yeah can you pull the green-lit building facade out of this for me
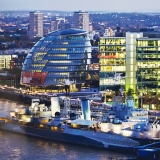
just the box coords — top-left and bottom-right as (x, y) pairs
(136, 38), (160, 109)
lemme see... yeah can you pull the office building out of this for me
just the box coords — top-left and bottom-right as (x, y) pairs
(73, 11), (90, 32)
(10, 53), (28, 69)
(136, 38), (160, 109)
(99, 37), (126, 92)
(99, 33), (143, 104)
(0, 49), (29, 69)
(21, 29), (91, 92)
(103, 28), (115, 37)
(50, 20), (59, 31)
(28, 11), (43, 39)
(0, 55), (12, 69)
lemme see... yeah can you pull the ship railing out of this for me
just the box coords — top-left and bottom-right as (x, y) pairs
(152, 119), (158, 126)
(68, 125), (102, 132)
(155, 120), (159, 125)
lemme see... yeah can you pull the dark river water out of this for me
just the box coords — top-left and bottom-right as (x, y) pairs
(0, 99), (135, 160)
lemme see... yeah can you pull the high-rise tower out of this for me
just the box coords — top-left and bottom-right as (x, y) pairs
(73, 11), (90, 32)
(28, 11), (43, 39)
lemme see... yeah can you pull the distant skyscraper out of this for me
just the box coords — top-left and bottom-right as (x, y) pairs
(103, 28), (115, 37)
(73, 11), (90, 32)
(50, 20), (59, 31)
(28, 11), (43, 39)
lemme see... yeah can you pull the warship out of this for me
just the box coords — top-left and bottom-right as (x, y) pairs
(0, 88), (160, 152)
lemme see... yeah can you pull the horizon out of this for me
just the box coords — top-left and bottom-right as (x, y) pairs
(0, 10), (160, 14)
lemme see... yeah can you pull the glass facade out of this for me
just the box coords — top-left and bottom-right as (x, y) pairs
(99, 33), (143, 106)
(99, 37), (126, 92)
(136, 38), (160, 109)
(21, 29), (91, 87)
(0, 55), (11, 69)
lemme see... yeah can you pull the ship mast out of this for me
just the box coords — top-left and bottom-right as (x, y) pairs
(58, 72), (76, 96)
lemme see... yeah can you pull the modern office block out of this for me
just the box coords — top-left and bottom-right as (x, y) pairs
(99, 33), (143, 104)
(99, 37), (126, 92)
(0, 55), (12, 69)
(21, 29), (91, 91)
(136, 38), (160, 109)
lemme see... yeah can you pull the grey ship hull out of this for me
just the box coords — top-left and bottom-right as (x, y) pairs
(21, 126), (104, 148)
(130, 137), (160, 146)
(20, 126), (136, 152)
(0, 123), (136, 153)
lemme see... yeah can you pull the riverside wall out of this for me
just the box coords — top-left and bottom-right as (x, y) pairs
(0, 90), (51, 106)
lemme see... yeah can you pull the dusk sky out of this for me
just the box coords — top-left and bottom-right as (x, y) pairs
(0, 0), (160, 12)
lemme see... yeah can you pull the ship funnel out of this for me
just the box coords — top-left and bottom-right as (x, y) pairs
(126, 96), (135, 108)
(81, 99), (91, 120)
(51, 97), (60, 117)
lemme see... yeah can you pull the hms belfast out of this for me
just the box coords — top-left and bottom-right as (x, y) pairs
(2, 85), (160, 160)
(0, 88), (156, 151)
(0, 93), (141, 153)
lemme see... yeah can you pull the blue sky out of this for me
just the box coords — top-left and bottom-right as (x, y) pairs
(0, 0), (160, 12)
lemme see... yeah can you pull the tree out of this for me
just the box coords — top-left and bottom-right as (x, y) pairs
(126, 88), (134, 96)
(92, 73), (99, 80)
(10, 68), (22, 87)
(144, 92), (152, 109)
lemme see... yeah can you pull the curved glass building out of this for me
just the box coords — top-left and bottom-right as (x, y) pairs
(21, 29), (91, 90)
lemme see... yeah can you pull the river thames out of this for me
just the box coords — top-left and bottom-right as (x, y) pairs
(0, 100), (135, 160)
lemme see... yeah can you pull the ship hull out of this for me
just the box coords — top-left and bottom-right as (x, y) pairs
(20, 125), (105, 148)
(0, 123), (136, 153)
(130, 137), (160, 146)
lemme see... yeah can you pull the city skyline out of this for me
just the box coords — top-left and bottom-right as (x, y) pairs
(1, 0), (160, 12)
